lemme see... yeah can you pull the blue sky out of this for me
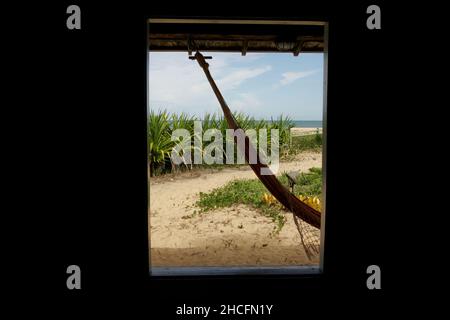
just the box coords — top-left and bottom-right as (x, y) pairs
(149, 52), (324, 120)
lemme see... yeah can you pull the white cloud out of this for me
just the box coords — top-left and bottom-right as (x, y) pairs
(279, 69), (320, 86)
(229, 93), (262, 111)
(192, 65), (272, 93)
(149, 52), (271, 116)
(217, 66), (272, 90)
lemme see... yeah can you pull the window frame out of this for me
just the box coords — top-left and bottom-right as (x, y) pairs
(147, 18), (329, 277)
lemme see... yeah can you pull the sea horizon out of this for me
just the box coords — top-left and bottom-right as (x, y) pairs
(291, 120), (322, 128)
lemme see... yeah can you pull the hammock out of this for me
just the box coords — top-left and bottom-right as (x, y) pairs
(191, 51), (322, 230)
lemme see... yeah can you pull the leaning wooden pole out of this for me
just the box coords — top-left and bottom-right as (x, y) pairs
(191, 51), (321, 229)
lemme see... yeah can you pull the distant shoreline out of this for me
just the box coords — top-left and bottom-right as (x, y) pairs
(291, 127), (322, 136)
(291, 120), (322, 128)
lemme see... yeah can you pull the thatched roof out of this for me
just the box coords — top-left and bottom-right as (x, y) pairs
(149, 19), (325, 55)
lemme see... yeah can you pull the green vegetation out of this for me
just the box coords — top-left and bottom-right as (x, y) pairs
(148, 110), (323, 176)
(147, 111), (175, 175)
(283, 167), (322, 196)
(290, 131), (322, 152)
(195, 167), (322, 231)
(196, 179), (287, 231)
(148, 110), (296, 176)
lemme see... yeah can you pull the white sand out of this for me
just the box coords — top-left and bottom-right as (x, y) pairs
(149, 151), (322, 267)
(290, 127), (322, 136)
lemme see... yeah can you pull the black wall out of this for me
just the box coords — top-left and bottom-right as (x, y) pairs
(12, 0), (430, 316)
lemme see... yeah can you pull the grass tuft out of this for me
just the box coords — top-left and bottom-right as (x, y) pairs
(196, 167), (322, 231)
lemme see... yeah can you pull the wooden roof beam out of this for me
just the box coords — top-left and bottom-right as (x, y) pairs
(293, 40), (304, 56)
(241, 40), (248, 56)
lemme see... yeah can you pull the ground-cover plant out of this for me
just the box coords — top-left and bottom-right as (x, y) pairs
(195, 167), (322, 231)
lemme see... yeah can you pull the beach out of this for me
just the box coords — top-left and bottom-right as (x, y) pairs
(149, 147), (322, 267)
(290, 127), (323, 136)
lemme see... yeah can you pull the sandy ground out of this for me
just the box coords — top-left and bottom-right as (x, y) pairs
(291, 127), (323, 136)
(149, 151), (322, 267)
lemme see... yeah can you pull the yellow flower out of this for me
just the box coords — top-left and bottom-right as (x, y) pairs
(262, 193), (277, 205)
(297, 195), (322, 212)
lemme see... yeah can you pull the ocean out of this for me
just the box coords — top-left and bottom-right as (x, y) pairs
(292, 120), (323, 128)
